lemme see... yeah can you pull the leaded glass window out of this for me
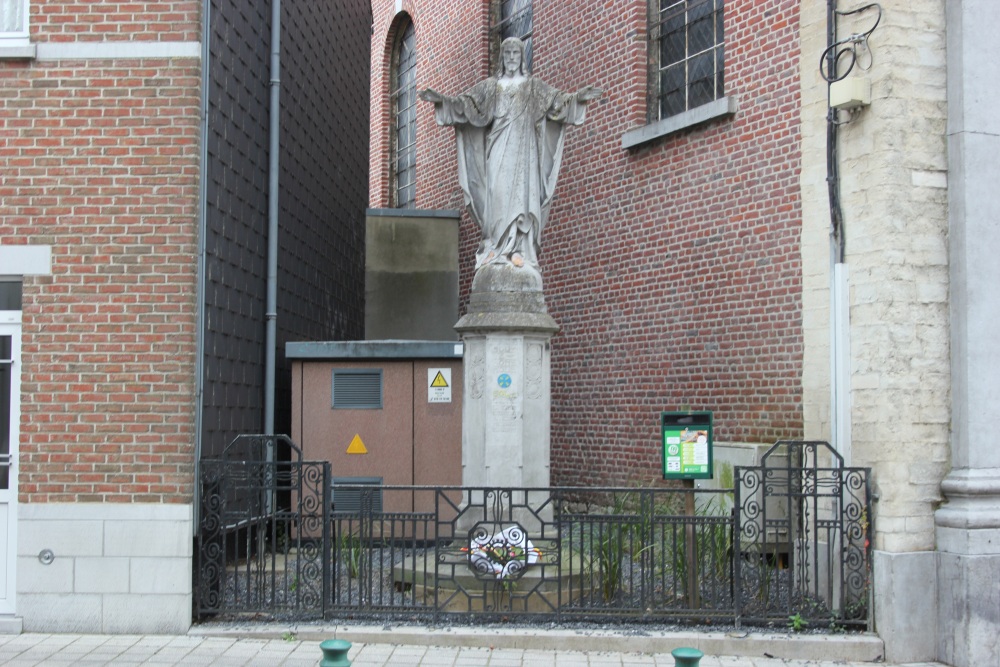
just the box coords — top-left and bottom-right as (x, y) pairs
(390, 19), (417, 208)
(652, 0), (724, 120)
(492, 0), (532, 71)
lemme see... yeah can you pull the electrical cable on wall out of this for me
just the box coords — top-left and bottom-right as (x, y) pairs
(823, 2), (882, 261)
(821, 3), (881, 84)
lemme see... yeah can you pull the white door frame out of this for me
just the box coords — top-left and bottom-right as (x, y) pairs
(0, 315), (21, 615)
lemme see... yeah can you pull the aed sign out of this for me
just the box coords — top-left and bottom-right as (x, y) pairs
(428, 368), (452, 403)
(661, 411), (713, 480)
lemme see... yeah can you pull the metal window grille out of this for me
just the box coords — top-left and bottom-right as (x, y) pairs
(492, 0), (533, 71)
(652, 0), (724, 120)
(390, 20), (417, 209)
(0, 0), (28, 35)
(332, 369), (383, 409)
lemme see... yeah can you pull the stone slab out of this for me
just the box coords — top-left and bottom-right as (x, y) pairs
(872, 550), (937, 663)
(937, 551), (1000, 667)
(191, 623), (885, 662)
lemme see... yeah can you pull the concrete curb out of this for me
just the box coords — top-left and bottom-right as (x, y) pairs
(189, 623), (885, 662)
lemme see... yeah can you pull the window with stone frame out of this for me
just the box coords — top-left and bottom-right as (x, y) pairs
(0, 0), (29, 41)
(390, 17), (417, 208)
(490, 0), (533, 72)
(650, 0), (724, 121)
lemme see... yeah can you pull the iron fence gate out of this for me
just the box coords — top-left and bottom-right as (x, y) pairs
(196, 436), (871, 628)
(196, 435), (330, 617)
(734, 441), (872, 629)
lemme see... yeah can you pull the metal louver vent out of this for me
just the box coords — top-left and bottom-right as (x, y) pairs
(332, 369), (383, 409)
(332, 477), (383, 514)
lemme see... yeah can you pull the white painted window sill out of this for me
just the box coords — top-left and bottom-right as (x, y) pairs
(621, 95), (738, 150)
(0, 41), (36, 60)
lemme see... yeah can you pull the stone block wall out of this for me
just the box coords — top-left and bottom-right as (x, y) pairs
(799, 0), (949, 555)
(370, 0), (805, 485)
(16, 504), (191, 633)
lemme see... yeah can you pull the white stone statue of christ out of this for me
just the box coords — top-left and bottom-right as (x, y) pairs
(419, 37), (601, 276)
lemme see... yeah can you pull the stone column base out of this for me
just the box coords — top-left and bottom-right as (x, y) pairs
(872, 550), (937, 663)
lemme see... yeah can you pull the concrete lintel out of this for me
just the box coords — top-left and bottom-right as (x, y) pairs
(34, 41), (201, 61)
(366, 208), (462, 219)
(0, 245), (51, 276)
(287, 340), (464, 360)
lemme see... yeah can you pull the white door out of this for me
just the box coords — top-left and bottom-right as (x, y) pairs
(0, 320), (21, 614)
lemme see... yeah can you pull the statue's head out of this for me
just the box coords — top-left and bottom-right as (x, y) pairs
(497, 37), (528, 77)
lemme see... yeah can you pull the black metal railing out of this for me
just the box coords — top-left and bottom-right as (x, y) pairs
(196, 437), (871, 630)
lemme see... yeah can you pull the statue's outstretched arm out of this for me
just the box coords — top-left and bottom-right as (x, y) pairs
(420, 82), (494, 127)
(418, 88), (446, 104)
(574, 85), (603, 103)
(547, 84), (602, 123)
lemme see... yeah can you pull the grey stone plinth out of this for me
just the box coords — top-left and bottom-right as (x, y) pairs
(456, 262), (557, 333)
(935, 468), (1000, 667)
(873, 550), (937, 663)
(456, 328), (555, 491)
(455, 262), (558, 495)
(936, 549), (1000, 666)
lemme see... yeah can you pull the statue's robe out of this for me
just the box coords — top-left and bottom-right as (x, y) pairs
(432, 76), (589, 270)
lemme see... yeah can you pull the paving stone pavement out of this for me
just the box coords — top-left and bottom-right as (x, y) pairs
(0, 633), (952, 667)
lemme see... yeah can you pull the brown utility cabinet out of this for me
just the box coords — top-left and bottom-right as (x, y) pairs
(288, 340), (463, 514)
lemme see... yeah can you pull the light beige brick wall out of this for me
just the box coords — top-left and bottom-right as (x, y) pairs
(800, 1), (950, 553)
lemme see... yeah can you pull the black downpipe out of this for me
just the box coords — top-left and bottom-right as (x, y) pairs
(826, 0), (845, 263)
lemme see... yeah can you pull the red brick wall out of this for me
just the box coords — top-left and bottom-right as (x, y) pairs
(27, 1), (200, 42)
(371, 0), (804, 485)
(1, 5), (201, 503)
(370, 0), (490, 213)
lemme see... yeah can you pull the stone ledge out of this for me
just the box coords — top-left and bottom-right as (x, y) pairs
(191, 623), (885, 662)
(0, 43), (36, 60)
(622, 96), (738, 149)
(455, 310), (558, 333)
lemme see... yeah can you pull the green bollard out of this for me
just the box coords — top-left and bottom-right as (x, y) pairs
(319, 638), (352, 667)
(671, 646), (704, 667)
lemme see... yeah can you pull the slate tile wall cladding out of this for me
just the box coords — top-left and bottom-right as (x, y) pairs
(203, 0), (371, 457)
(203, 0), (272, 458)
(275, 0), (371, 441)
(370, 0), (803, 485)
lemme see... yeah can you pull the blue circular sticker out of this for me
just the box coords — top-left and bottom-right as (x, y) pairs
(497, 373), (512, 388)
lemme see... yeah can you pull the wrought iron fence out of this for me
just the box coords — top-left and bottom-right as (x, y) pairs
(196, 437), (871, 630)
(734, 441), (872, 629)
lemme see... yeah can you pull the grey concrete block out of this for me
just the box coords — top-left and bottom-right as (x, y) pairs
(873, 550), (937, 663)
(102, 594), (192, 634)
(19, 593), (102, 633)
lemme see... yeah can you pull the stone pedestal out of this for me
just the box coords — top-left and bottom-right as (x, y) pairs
(455, 263), (558, 534)
(455, 263), (557, 489)
(934, 471), (1000, 667)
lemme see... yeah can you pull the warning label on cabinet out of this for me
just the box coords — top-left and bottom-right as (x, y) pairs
(428, 368), (452, 403)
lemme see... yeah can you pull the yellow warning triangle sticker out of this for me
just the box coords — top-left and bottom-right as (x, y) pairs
(430, 371), (449, 388)
(346, 434), (368, 455)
